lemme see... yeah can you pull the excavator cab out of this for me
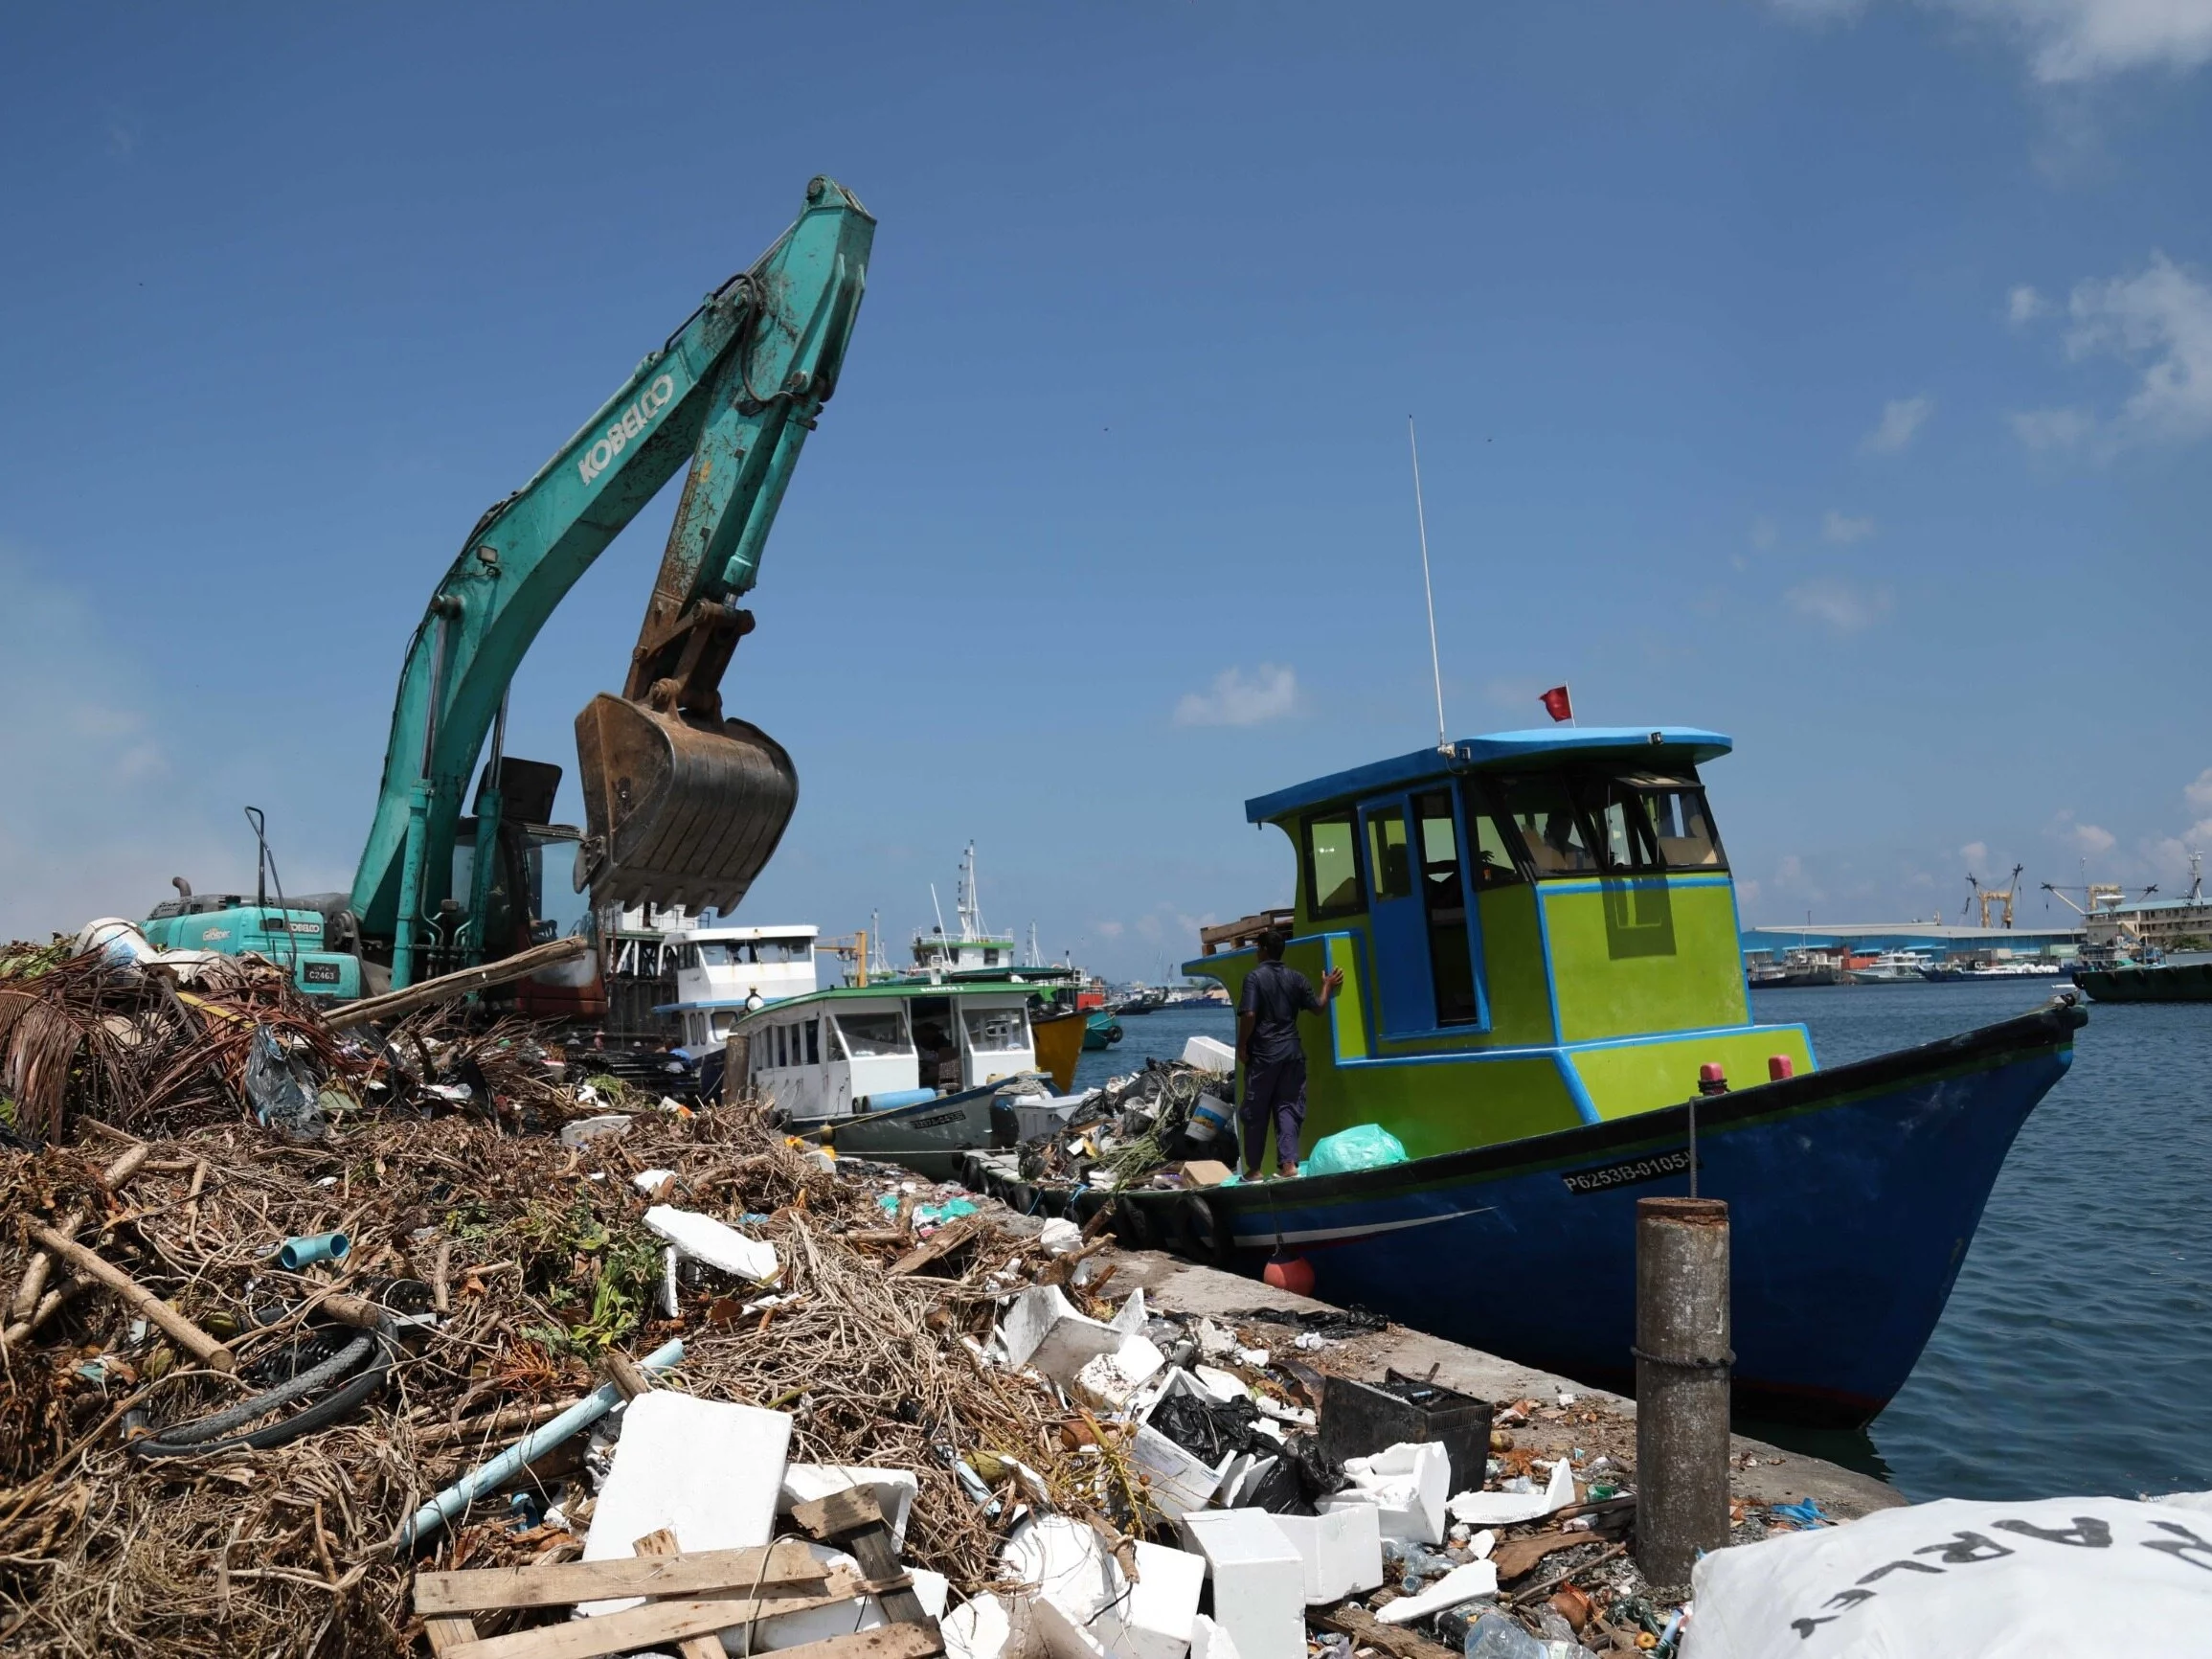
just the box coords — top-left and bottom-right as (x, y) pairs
(573, 694), (796, 915)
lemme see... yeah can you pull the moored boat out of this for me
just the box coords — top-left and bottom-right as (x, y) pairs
(1108, 723), (2084, 1427)
(2072, 956), (2212, 1003)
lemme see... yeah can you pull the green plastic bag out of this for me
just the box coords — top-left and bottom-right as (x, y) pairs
(1304, 1123), (1409, 1175)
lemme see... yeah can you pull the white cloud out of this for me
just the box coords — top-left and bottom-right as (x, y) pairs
(1960, 841), (1990, 865)
(1095, 920), (1124, 940)
(2185, 767), (2212, 813)
(2064, 253), (2212, 442)
(1773, 0), (2212, 81)
(1862, 395), (1934, 453)
(2009, 284), (2051, 324)
(1955, 0), (2212, 82)
(2009, 406), (2099, 449)
(1173, 663), (1297, 727)
(1821, 510), (1878, 544)
(1749, 516), (1780, 551)
(1787, 578), (1893, 633)
(2065, 821), (2118, 853)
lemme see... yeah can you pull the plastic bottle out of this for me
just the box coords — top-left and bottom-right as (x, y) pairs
(1461, 1611), (1546, 1659)
(1397, 1541), (1456, 1593)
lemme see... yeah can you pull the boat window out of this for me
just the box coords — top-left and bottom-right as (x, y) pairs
(772, 1024), (786, 1067)
(1640, 784), (1725, 869)
(1305, 812), (1364, 917)
(1496, 775), (1599, 874)
(834, 1011), (911, 1058)
(1414, 790), (1480, 1026)
(804, 1018), (821, 1066)
(963, 1006), (1030, 1054)
(1460, 785), (1525, 889)
(1366, 809), (1412, 901)
(1580, 775), (1664, 873)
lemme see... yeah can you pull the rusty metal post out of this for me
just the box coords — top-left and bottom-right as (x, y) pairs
(1635, 1196), (1732, 1587)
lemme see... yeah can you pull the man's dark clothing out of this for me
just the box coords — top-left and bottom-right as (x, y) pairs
(1239, 959), (1320, 1170)
(1239, 960), (1320, 1064)
(1241, 1055), (1307, 1170)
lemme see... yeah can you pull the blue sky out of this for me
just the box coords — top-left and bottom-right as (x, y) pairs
(3, 2), (2209, 974)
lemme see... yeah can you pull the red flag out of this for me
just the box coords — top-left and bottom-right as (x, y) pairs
(1539, 685), (1573, 723)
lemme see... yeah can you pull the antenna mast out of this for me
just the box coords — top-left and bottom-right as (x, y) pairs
(1408, 416), (1449, 753)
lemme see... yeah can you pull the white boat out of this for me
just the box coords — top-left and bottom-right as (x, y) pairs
(661, 923), (823, 1051)
(1848, 950), (1935, 984)
(731, 980), (1042, 1123)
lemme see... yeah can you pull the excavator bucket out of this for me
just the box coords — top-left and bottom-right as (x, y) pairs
(573, 693), (797, 914)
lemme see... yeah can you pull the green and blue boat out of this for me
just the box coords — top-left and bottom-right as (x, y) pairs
(1114, 724), (2084, 1426)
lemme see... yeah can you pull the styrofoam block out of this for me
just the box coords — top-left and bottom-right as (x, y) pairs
(643, 1204), (779, 1281)
(1109, 1287), (1149, 1333)
(1132, 1423), (1230, 1519)
(1104, 1539), (1206, 1659)
(1190, 1613), (1241, 1659)
(1327, 1440), (1451, 1544)
(1375, 1558), (1500, 1625)
(1182, 1035), (1237, 1074)
(1038, 1217), (1083, 1256)
(1074, 1332), (1166, 1412)
(1030, 1591), (1111, 1659)
(1173, 1510), (1306, 1659)
(580, 1393), (791, 1615)
(1273, 1504), (1385, 1603)
(1001, 1285), (1122, 1379)
(943, 1593), (1043, 1659)
(730, 1544), (948, 1653)
(1001, 1518), (1203, 1659)
(778, 1464), (918, 1549)
(1191, 1365), (1250, 1402)
(1447, 1454), (1577, 1528)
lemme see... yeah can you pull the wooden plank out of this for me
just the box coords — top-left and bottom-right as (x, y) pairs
(634, 1530), (721, 1659)
(1314, 1602), (1458, 1659)
(886, 1215), (986, 1277)
(324, 936), (588, 1031)
(787, 1489), (931, 1632)
(424, 1615), (480, 1655)
(439, 1590), (893, 1659)
(414, 1540), (828, 1615)
(762, 1629), (942, 1659)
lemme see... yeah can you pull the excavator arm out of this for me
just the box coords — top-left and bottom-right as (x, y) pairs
(350, 176), (872, 986)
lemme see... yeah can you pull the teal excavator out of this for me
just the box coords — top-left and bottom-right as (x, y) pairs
(143, 178), (873, 1004)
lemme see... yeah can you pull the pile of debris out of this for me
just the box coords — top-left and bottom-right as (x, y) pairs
(0, 940), (1717, 1657)
(1004, 1047), (1240, 1197)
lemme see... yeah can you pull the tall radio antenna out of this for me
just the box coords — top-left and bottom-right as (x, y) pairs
(1408, 416), (1449, 753)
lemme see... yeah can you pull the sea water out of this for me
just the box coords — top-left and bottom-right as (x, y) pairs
(1752, 980), (2212, 1501)
(1072, 991), (2212, 1501)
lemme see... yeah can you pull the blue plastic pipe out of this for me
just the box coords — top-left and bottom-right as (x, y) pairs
(277, 1232), (350, 1271)
(396, 1337), (683, 1550)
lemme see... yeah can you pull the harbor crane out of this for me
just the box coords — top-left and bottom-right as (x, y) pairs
(1962, 864), (2025, 929)
(2040, 879), (2156, 919)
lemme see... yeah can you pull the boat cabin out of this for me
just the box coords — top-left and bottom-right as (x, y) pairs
(660, 924), (821, 1051)
(1187, 727), (1815, 1157)
(731, 982), (1041, 1122)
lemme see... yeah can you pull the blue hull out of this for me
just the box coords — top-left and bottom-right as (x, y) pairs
(1115, 1000), (2083, 1426)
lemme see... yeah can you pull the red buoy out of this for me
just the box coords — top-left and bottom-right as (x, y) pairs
(1768, 1054), (1795, 1080)
(1263, 1255), (1316, 1297)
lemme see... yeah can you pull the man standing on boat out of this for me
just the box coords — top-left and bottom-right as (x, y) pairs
(1236, 930), (1342, 1180)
